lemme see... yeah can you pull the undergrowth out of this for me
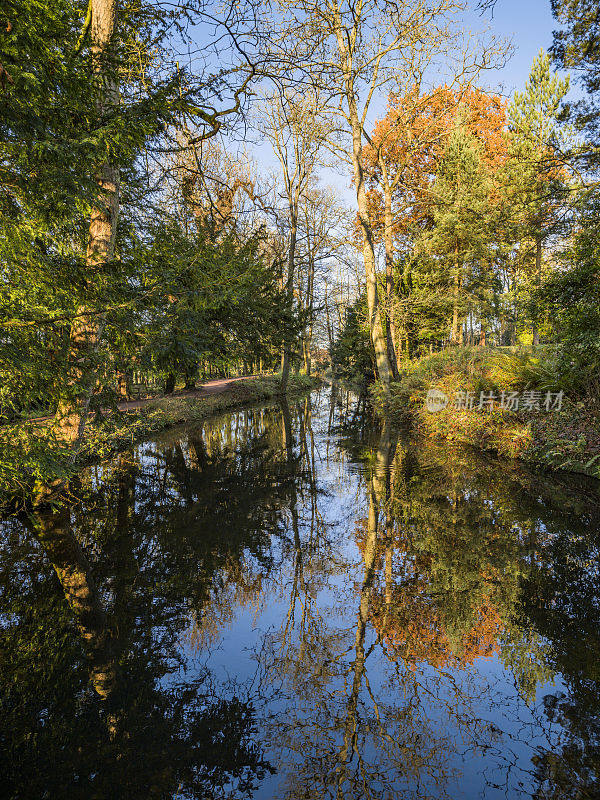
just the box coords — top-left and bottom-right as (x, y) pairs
(373, 347), (600, 479)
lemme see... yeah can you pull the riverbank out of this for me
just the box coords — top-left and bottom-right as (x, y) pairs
(1, 374), (319, 506)
(372, 347), (600, 479)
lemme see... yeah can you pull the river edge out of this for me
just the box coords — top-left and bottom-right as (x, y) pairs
(371, 378), (600, 482)
(0, 374), (320, 507)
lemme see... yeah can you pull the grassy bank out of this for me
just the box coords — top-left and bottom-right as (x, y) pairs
(1, 374), (319, 505)
(373, 347), (600, 479)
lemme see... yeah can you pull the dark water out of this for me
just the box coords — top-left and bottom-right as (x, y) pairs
(2, 385), (600, 800)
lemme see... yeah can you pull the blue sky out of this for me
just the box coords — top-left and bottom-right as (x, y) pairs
(471, 0), (560, 95)
(218, 1), (570, 208)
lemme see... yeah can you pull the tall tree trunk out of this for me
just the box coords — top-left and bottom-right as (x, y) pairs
(346, 96), (392, 393)
(116, 368), (129, 399)
(324, 285), (334, 352)
(511, 264), (518, 346)
(281, 205), (297, 393)
(451, 243), (462, 345)
(532, 234), (542, 347)
(54, 0), (119, 445)
(303, 253), (315, 376)
(164, 372), (176, 394)
(379, 157), (399, 380)
(331, 10), (391, 391)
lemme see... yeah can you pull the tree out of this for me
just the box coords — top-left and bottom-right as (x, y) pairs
(271, 0), (497, 395)
(0, 0), (266, 454)
(295, 186), (345, 375)
(537, 192), (600, 392)
(138, 218), (290, 388)
(260, 90), (328, 390)
(0, 0), (115, 422)
(502, 49), (571, 345)
(330, 294), (374, 383)
(53, 0), (120, 444)
(417, 112), (492, 345)
(551, 0), (600, 173)
(363, 85), (507, 357)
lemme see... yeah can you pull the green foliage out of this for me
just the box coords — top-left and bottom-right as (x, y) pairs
(536, 195), (600, 393)
(508, 49), (570, 156)
(330, 295), (374, 384)
(372, 343), (600, 477)
(135, 219), (293, 384)
(414, 117), (493, 339)
(424, 117), (492, 262)
(0, 0), (306, 504)
(500, 50), (572, 337)
(0, 0), (283, 414)
(551, 0), (600, 168)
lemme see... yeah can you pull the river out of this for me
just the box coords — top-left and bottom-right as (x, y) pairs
(1, 384), (599, 799)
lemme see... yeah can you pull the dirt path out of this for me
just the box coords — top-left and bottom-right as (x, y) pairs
(16, 375), (268, 426)
(116, 374), (264, 411)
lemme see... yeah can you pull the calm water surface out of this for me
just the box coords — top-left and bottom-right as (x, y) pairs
(2, 385), (600, 799)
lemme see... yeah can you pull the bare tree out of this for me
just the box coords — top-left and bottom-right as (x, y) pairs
(270, 0), (503, 395)
(260, 89), (330, 390)
(296, 186), (347, 374)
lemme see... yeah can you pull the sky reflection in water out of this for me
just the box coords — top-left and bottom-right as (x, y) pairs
(1, 385), (599, 799)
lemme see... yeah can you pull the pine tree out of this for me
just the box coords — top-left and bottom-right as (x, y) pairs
(417, 113), (492, 345)
(502, 50), (570, 345)
(551, 0), (600, 171)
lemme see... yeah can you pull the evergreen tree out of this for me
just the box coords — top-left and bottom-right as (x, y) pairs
(551, 0), (600, 171)
(138, 219), (292, 389)
(502, 49), (571, 344)
(417, 114), (492, 345)
(330, 295), (374, 384)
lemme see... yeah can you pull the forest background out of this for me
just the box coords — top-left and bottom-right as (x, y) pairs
(1, 0), (599, 499)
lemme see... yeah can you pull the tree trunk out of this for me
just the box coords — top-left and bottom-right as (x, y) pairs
(304, 253), (315, 376)
(54, 0), (119, 445)
(380, 157), (399, 380)
(347, 99), (392, 394)
(451, 244), (462, 345)
(116, 369), (129, 399)
(532, 234), (542, 347)
(164, 372), (176, 394)
(281, 205), (298, 393)
(324, 286), (334, 352)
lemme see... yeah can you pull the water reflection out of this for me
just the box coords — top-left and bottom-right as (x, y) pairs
(1, 387), (600, 798)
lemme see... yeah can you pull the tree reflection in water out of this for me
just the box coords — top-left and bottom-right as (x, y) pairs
(1, 386), (600, 799)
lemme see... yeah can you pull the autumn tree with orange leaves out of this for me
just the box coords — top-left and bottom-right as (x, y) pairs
(363, 86), (509, 357)
(347, 53), (574, 365)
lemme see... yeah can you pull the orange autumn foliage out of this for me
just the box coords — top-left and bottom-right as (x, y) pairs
(370, 588), (503, 671)
(363, 85), (508, 243)
(355, 519), (503, 670)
